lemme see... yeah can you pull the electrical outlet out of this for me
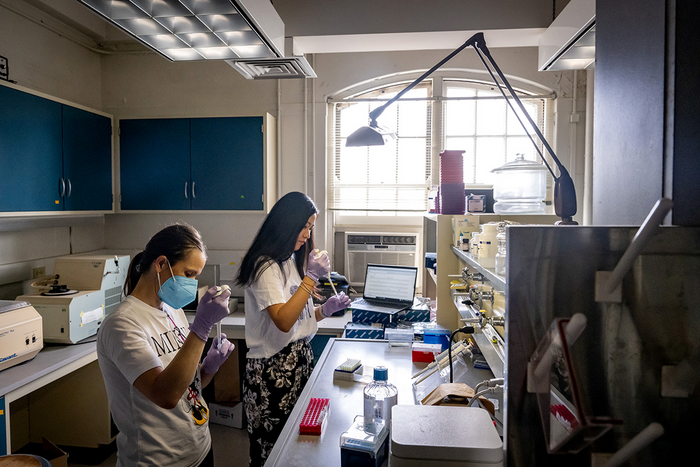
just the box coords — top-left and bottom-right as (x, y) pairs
(32, 266), (45, 279)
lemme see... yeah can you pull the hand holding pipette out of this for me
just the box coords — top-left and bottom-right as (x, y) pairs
(210, 285), (231, 349)
(322, 292), (351, 317)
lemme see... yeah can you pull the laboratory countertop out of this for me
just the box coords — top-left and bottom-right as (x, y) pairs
(265, 338), (499, 467)
(184, 308), (353, 340)
(0, 341), (96, 400)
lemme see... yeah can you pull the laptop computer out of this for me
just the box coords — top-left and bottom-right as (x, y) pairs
(349, 263), (418, 314)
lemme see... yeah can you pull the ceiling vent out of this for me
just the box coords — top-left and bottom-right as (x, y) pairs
(227, 56), (316, 79)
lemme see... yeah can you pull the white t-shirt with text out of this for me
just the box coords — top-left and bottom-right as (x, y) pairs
(97, 295), (210, 467)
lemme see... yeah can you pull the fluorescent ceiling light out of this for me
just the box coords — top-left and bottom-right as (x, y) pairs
(75, 0), (285, 61)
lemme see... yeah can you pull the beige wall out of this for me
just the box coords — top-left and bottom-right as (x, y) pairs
(0, 1), (583, 299)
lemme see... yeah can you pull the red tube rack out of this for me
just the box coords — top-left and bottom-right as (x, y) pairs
(299, 398), (330, 436)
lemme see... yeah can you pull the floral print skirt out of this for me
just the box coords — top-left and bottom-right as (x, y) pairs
(243, 338), (314, 467)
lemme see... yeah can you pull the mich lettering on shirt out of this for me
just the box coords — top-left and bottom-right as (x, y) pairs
(151, 326), (187, 357)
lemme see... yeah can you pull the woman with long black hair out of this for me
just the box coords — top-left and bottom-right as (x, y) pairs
(97, 223), (233, 466)
(236, 192), (351, 466)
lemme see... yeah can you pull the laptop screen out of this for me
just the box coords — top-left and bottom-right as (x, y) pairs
(363, 264), (417, 302)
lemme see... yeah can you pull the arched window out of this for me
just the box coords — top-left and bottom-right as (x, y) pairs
(330, 75), (553, 213)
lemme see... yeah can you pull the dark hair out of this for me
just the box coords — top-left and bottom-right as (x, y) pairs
(236, 192), (318, 286)
(123, 223), (206, 296)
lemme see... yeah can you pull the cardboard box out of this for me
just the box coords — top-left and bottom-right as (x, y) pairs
(15, 438), (69, 467)
(344, 323), (384, 339)
(212, 340), (240, 403)
(209, 401), (244, 429)
(452, 215), (482, 247)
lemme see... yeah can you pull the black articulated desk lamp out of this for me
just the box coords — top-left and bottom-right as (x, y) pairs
(346, 32), (578, 225)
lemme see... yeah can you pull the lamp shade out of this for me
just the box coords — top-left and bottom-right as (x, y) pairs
(345, 125), (396, 147)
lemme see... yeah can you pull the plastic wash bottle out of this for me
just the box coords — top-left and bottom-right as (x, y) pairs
(363, 366), (398, 426)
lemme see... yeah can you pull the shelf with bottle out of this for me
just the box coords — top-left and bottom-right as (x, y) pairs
(452, 246), (506, 292)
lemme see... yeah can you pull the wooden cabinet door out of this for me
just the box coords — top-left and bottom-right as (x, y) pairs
(119, 118), (191, 210)
(62, 105), (113, 211)
(0, 85), (63, 212)
(190, 116), (264, 210)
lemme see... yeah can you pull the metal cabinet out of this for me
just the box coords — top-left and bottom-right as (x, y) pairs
(119, 115), (276, 211)
(0, 82), (113, 213)
(61, 105), (113, 211)
(0, 84), (62, 212)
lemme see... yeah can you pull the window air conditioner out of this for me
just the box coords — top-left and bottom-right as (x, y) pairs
(344, 233), (419, 287)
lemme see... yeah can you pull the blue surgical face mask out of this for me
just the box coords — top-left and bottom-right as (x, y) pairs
(157, 259), (198, 310)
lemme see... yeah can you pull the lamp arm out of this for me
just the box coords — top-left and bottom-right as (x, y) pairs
(368, 33), (482, 124)
(470, 45), (558, 179)
(471, 36), (566, 178)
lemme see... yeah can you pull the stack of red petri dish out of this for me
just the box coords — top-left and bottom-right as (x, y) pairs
(439, 150), (465, 214)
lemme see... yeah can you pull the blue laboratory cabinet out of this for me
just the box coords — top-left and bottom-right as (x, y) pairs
(119, 115), (276, 211)
(0, 82), (113, 212)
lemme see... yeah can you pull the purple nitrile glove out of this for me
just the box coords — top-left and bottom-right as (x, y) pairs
(322, 292), (352, 317)
(306, 250), (330, 282)
(201, 333), (235, 375)
(189, 285), (231, 342)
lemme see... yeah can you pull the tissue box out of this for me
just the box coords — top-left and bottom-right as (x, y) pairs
(345, 323), (384, 339)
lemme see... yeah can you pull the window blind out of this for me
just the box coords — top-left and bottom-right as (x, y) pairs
(329, 85), (432, 211)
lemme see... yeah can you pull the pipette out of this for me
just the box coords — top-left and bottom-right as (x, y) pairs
(212, 285), (230, 349)
(413, 341), (469, 384)
(314, 249), (339, 298)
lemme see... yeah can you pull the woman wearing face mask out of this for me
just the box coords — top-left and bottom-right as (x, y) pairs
(97, 223), (233, 467)
(235, 192), (351, 467)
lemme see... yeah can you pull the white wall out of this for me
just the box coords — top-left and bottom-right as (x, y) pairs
(0, 3), (586, 298)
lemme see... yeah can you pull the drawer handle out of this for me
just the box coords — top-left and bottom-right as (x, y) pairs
(66, 178), (72, 197)
(192, 181), (196, 199)
(185, 182), (188, 199)
(59, 178), (65, 197)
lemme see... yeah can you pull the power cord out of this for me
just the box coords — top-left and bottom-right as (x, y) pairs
(449, 325), (474, 383)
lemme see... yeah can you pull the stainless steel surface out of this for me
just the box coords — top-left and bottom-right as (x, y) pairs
(266, 338), (501, 466)
(505, 225), (700, 466)
(453, 247), (506, 292)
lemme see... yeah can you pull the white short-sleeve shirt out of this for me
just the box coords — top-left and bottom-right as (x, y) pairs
(244, 257), (317, 359)
(97, 295), (211, 467)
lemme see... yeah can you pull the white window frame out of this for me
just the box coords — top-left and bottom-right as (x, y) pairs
(329, 71), (556, 220)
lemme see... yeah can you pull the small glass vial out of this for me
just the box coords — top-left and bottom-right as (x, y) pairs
(495, 228), (507, 276)
(363, 366), (398, 426)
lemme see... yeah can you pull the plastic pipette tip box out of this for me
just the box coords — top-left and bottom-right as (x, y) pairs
(334, 358), (363, 381)
(299, 398), (330, 436)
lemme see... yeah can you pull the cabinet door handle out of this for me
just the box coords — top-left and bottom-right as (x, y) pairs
(66, 179), (72, 197)
(185, 182), (188, 199)
(59, 178), (65, 198)
(192, 181), (196, 199)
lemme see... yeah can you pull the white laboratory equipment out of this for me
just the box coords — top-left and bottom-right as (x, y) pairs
(390, 405), (503, 466)
(16, 254), (129, 344)
(0, 300), (43, 372)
